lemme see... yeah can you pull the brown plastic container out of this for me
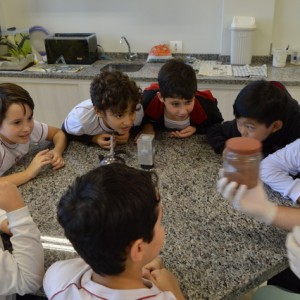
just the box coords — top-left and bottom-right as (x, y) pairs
(223, 137), (262, 188)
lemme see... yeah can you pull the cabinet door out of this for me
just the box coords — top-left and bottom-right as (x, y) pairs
(198, 84), (242, 121)
(0, 78), (91, 127)
(137, 81), (241, 121)
(287, 87), (300, 104)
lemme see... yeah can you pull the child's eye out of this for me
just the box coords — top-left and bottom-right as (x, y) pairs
(113, 113), (123, 118)
(245, 124), (255, 131)
(171, 103), (180, 107)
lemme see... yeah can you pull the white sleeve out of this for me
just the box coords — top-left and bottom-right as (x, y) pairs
(260, 139), (300, 203)
(0, 206), (44, 295)
(0, 144), (7, 176)
(63, 108), (86, 135)
(30, 120), (48, 143)
(63, 100), (94, 136)
(0, 208), (7, 227)
(43, 258), (89, 299)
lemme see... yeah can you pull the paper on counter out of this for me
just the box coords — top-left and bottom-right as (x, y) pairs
(199, 64), (232, 76)
(192, 60), (232, 76)
(24, 64), (85, 73)
(192, 59), (267, 78)
(232, 64), (267, 77)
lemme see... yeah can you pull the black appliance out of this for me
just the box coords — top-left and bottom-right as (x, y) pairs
(45, 33), (98, 64)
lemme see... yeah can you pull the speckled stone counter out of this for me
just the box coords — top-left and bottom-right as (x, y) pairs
(6, 134), (291, 300)
(1, 57), (300, 87)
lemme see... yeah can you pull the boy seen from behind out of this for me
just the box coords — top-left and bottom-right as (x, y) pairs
(140, 59), (223, 138)
(206, 80), (300, 156)
(43, 164), (185, 300)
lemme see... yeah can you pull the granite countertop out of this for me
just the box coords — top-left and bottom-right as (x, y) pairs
(1, 56), (300, 87)
(6, 134), (290, 300)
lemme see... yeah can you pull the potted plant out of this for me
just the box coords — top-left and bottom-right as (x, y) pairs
(0, 29), (34, 70)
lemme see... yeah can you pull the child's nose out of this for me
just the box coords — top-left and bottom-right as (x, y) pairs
(179, 106), (188, 115)
(23, 123), (32, 132)
(240, 127), (248, 137)
(123, 113), (135, 125)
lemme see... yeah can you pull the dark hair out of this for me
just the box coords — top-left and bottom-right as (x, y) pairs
(0, 83), (34, 126)
(90, 71), (142, 114)
(233, 80), (290, 126)
(57, 164), (160, 276)
(158, 59), (197, 99)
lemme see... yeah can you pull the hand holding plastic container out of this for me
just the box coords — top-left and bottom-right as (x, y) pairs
(223, 137), (262, 189)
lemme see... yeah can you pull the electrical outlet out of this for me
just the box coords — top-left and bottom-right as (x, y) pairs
(169, 41), (183, 53)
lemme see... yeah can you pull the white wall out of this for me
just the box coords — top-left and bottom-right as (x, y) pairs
(0, 0), (299, 55)
(272, 0), (300, 50)
(220, 0), (275, 55)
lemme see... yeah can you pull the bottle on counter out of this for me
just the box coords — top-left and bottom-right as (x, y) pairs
(223, 137), (262, 189)
(137, 134), (155, 169)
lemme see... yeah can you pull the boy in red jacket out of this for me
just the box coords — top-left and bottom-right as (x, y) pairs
(140, 59), (223, 138)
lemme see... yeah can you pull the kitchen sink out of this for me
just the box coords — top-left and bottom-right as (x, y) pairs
(100, 62), (144, 72)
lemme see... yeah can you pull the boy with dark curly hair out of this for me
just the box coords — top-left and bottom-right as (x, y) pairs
(62, 71), (144, 149)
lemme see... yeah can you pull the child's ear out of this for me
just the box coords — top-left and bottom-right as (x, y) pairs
(94, 107), (104, 117)
(270, 120), (283, 133)
(129, 239), (145, 262)
(157, 92), (164, 103)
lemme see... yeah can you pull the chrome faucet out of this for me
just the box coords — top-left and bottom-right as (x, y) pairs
(120, 36), (137, 61)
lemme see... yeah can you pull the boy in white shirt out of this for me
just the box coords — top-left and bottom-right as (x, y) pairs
(0, 181), (44, 300)
(62, 71), (144, 150)
(260, 139), (300, 203)
(44, 164), (184, 300)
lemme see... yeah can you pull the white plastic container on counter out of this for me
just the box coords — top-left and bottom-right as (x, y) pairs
(272, 48), (289, 67)
(137, 134), (155, 169)
(230, 16), (256, 65)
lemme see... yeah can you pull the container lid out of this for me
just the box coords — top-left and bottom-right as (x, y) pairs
(29, 26), (50, 56)
(225, 137), (261, 155)
(231, 16), (256, 30)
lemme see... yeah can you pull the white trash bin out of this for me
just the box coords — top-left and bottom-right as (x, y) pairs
(230, 16), (256, 65)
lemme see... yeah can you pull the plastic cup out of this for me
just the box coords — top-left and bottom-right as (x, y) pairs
(272, 48), (288, 67)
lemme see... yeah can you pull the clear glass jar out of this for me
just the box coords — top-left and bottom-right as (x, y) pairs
(223, 137), (262, 189)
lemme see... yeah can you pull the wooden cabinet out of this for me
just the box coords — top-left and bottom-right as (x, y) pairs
(197, 84), (300, 122)
(198, 83), (242, 121)
(0, 77), (91, 127)
(0, 77), (243, 127)
(287, 86), (300, 104)
(137, 81), (241, 121)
